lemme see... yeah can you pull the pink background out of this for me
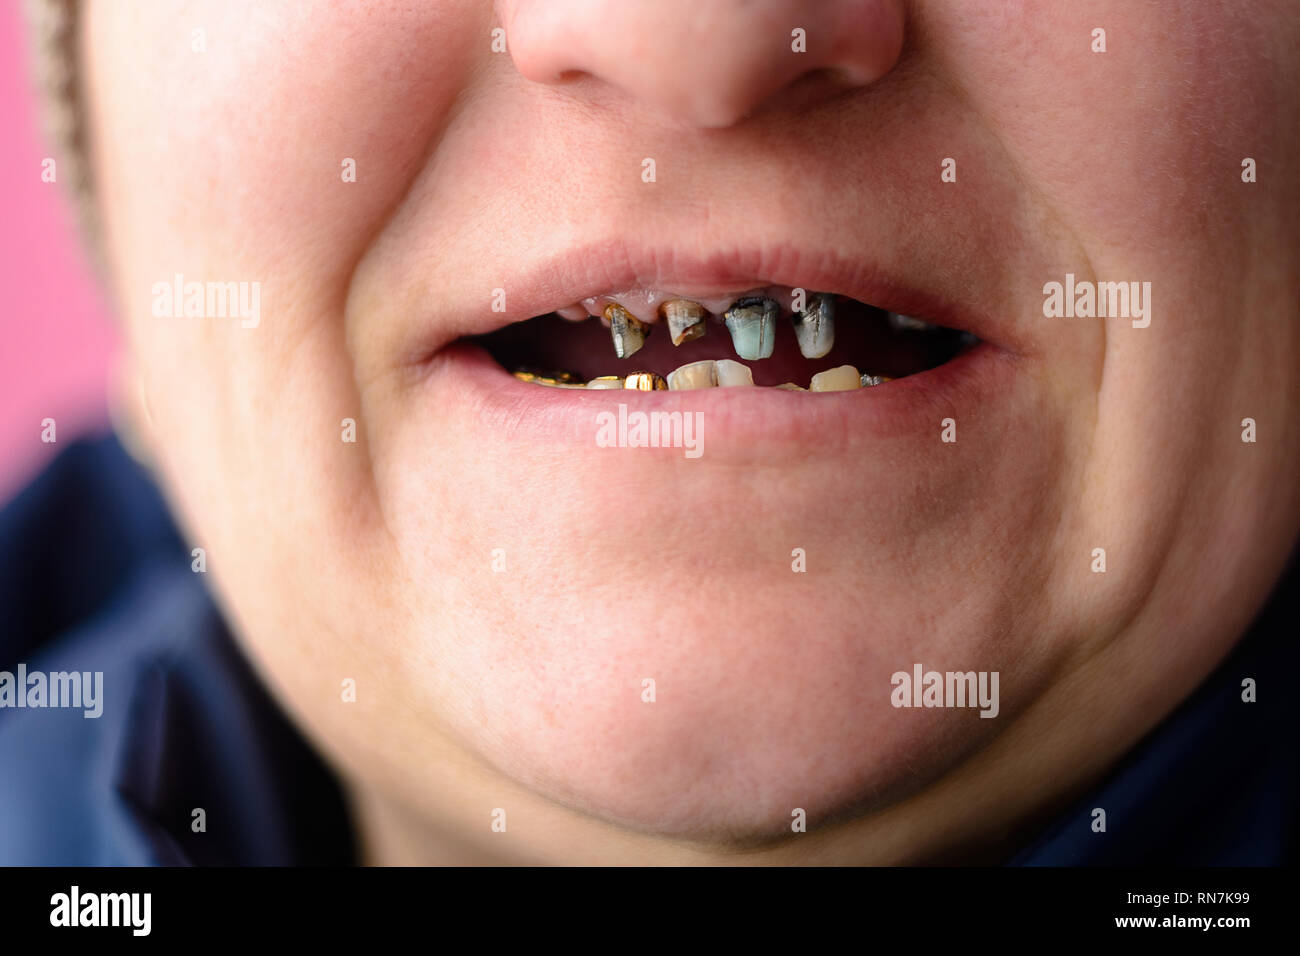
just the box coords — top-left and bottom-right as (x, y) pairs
(0, 2), (117, 503)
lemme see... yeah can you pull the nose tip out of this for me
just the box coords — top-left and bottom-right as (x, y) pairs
(501, 0), (906, 128)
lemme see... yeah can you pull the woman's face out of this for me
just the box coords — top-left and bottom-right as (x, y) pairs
(84, 0), (1299, 862)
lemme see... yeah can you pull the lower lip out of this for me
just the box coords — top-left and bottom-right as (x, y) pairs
(427, 341), (1017, 459)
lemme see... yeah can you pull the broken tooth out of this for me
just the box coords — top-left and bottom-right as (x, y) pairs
(723, 296), (778, 360)
(666, 360), (718, 390)
(606, 303), (649, 359)
(586, 375), (625, 389)
(661, 299), (707, 346)
(810, 365), (861, 391)
(714, 359), (754, 387)
(791, 293), (835, 359)
(775, 382), (806, 391)
(860, 373), (894, 387)
(623, 371), (667, 391)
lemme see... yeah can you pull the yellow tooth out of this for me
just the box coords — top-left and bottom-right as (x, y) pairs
(606, 304), (649, 359)
(586, 376), (625, 389)
(624, 372), (668, 391)
(660, 299), (707, 346)
(666, 360), (718, 390)
(810, 365), (861, 391)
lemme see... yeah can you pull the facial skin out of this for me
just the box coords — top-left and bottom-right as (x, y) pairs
(82, 0), (1299, 863)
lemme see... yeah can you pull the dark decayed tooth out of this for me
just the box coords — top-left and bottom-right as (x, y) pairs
(791, 293), (835, 359)
(606, 303), (649, 359)
(660, 299), (707, 346)
(723, 296), (778, 360)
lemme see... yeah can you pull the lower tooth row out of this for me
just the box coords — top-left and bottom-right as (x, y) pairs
(512, 364), (892, 392)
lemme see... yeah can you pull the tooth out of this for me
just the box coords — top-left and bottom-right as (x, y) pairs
(714, 359), (754, 387)
(775, 382), (805, 391)
(888, 312), (936, 333)
(723, 297), (778, 360)
(606, 303), (649, 359)
(666, 360), (718, 390)
(661, 299), (707, 346)
(586, 376), (625, 389)
(810, 365), (861, 391)
(556, 304), (589, 322)
(623, 371), (667, 391)
(513, 369), (582, 385)
(860, 373), (894, 387)
(791, 293), (835, 359)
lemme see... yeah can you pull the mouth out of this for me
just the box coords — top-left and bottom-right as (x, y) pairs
(420, 243), (1011, 399)
(401, 243), (1019, 453)
(467, 287), (979, 392)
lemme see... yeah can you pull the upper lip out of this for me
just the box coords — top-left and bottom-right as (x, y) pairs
(416, 239), (1025, 364)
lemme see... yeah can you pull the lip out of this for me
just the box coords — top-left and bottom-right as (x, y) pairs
(407, 240), (1031, 366)
(427, 337), (1015, 458)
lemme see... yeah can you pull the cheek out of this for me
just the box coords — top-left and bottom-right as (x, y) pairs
(90, 0), (482, 304)
(933, 0), (1288, 249)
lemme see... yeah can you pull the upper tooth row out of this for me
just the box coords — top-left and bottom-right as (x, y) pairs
(605, 294), (840, 361)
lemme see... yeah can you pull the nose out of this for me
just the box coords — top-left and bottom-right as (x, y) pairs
(499, 0), (906, 128)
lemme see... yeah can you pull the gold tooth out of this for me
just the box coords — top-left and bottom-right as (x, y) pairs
(623, 372), (668, 391)
(605, 303), (650, 359)
(660, 299), (707, 346)
(512, 369), (583, 386)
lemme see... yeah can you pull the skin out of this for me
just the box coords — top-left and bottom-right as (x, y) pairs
(81, 0), (1299, 863)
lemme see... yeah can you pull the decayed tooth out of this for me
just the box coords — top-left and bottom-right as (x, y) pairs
(791, 293), (835, 359)
(723, 296), (778, 360)
(660, 299), (707, 346)
(513, 369), (582, 386)
(586, 376), (625, 389)
(624, 371), (667, 391)
(775, 382), (806, 390)
(714, 359), (754, 387)
(860, 373), (894, 387)
(888, 312), (936, 333)
(606, 303), (649, 359)
(810, 365), (861, 391)
(666, 360), (718, 390)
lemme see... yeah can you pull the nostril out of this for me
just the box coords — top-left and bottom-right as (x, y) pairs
(502, 0), (907, 129)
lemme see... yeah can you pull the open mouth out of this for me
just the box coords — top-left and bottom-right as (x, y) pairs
(466, 286), (979, 391)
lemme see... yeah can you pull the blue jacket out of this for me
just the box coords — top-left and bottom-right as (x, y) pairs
(0, 436), (1293, 864)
